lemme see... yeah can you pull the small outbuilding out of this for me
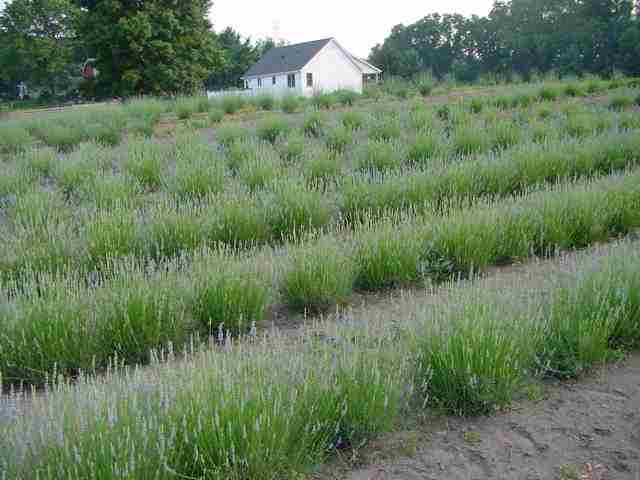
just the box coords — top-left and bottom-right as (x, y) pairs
(242, 38), (382, 96)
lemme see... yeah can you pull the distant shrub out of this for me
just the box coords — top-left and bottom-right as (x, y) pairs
(256, 94), (276, 111)
(303, 112), (326, 137)
(342, 111), (365, 130)
(281, 94), (300, 113)
(326, 127), (352, 152)
(257, 116), (290, 144)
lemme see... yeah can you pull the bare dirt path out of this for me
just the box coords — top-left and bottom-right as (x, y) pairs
(317, 354), (640, 480)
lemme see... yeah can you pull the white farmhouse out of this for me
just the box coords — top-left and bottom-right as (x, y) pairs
(241, 38), (382, 96)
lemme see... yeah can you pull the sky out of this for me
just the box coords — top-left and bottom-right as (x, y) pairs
(210, 0), (495, 58)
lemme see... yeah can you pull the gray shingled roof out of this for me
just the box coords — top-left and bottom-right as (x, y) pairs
(243, 38), (333, 78)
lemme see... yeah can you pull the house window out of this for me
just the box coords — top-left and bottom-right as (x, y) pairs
(306, 73), (313, 87)
(272, 76), (276, 85)
(257, 78), (262, 88)
(287, 74), (296, 88)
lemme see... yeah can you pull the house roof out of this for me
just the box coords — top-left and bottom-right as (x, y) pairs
(243, 38), (333, 78)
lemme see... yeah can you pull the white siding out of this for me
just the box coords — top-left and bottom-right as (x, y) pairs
(301, 40), (363, 95)
(244, 72), (302, 96)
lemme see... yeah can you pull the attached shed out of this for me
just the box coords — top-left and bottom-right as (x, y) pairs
(242, 38), (382, 96)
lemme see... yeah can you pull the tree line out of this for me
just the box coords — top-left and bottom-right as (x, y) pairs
(0, 0), (277, 100)
(369, 0), (640, 82)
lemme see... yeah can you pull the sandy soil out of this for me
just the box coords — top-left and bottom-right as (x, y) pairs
(317, 355), (640, 480)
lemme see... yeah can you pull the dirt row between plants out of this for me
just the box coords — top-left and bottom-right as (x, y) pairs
(316, 353), (640, 480)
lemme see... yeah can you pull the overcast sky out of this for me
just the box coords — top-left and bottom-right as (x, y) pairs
(211, 0), (495, 58)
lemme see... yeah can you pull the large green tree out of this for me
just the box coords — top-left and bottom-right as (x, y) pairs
(76, 0), (223, 96)
(370, 0), (639, 81)
(0, 0), (79, 95)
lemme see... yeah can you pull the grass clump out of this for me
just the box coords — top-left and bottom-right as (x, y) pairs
(256, 94), (276, 111)
(0, 124), (34, 153)
(170, 135), (225, 198)
(95, 277), (189, 365)
(205, 193), (271, 245)
(175, 97), (197, 120)
(469, 98), (484, 114)
(38, 124), (85, 152)
(336, 89), (359, 106)
(608, 95), (634, 111)
(417, 301), (536, 416)
(257, 116), (291, 144)
(326, 127), (352, 153)
(282, 242), (356, 312)
(125, 137), (168, 189)
(311, 92), (336, 110)
(355, 141), (401, 173)
(538, 85), (560, 102)
(452, 127), (490, 156)
(305, 150), (343, 183)
(564, 83), (585, 97)
(355, 227), (423, 290)
(221, 95), (246, 114)
(268, 181), (332, 239)
(342, 111), (365, 130)
(280, 135), (305, 163)
(192, 260), (270, 333)
(491, 121), (522, 150)
(368, 119), (401, 142)
(218, 124), (248, 146)
(303, 111), (326, 137)
(408, 133), (439, 165)
(281, 94), (301, 114)
(208, 108), (224, 125)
